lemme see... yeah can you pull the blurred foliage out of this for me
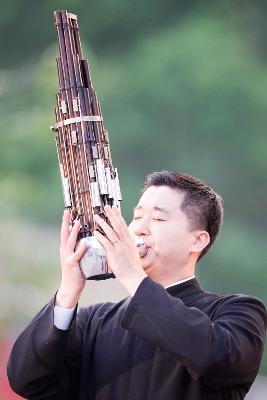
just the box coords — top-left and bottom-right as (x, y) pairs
(2, 0), (267, 68)
(0, 0), (266, 375)
(0, 0), (194, 68)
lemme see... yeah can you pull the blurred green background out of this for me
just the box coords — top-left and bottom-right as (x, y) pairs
(0, 0), (267, 397)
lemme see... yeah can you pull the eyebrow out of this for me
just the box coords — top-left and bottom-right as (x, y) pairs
(133, 205), (170, 214)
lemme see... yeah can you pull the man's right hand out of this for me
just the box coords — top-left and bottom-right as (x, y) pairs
(56, 210), (88, 308)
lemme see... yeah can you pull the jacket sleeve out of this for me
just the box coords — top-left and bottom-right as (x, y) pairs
(7, 296), (90, 400)
(121, 277), (267, 389)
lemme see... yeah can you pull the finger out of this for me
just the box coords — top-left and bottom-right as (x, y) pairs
(94, 214), (119, 244)
(66, 219), (81, 253)
(94, 229), (113, 252)
(112, 205), (128, 228)
(108, 205), (128, 228)
(61, 209), (71, 248)
(73, 238), (88, 263)
(104, 205), (128, 240)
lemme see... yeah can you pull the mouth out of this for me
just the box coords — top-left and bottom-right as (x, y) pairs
(134, 236), (151, 258)
(139, 246), (149, 258)
(138, 241), (151, 258)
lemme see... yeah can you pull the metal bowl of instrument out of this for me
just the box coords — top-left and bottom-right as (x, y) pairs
(79, 236), (108, 280)
(79, 235), (148, 280)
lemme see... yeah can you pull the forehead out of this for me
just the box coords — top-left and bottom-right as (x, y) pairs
(136, 185), (184, 212)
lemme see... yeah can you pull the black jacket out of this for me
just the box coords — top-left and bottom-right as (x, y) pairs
(8, 277), (267, 399)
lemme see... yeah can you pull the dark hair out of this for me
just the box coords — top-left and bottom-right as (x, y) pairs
(142, 171), (224, 260)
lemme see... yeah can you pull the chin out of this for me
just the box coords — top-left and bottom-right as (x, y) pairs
(139, 249), (159, 271)
(140, 257), (152, 270)
(140, 256), (157, 273)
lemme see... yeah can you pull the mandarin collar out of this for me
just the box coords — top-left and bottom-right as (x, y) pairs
(166, 277), (202, 298)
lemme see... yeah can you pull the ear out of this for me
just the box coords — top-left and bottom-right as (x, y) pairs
(190, 230), (210, 254)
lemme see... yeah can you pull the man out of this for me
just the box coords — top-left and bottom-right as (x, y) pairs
(8, 171), (267, 399)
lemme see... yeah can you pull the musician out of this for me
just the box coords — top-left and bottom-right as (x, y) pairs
(8, 171), (267, 399)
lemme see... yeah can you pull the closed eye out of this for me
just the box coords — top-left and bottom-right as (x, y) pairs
(132, 216), (166, 221)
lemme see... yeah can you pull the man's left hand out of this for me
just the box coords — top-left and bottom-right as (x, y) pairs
(93, 205), (147, 296)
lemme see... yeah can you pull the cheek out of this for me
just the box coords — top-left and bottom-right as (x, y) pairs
(152, 224), (174, 249)
(153, 225), (190, 254)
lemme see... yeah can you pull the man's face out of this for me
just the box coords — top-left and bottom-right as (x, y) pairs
(128, 185), (198, 275)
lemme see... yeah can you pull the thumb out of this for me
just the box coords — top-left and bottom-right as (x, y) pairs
(74, 239), (88, 262)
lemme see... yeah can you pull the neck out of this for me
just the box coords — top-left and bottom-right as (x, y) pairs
(147, 263), (196, 288)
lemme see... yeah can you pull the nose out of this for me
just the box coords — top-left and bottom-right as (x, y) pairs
(130, 218), (150, 237)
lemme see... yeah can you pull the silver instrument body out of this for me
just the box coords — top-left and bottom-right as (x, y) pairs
(79, 236), (146, 280)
